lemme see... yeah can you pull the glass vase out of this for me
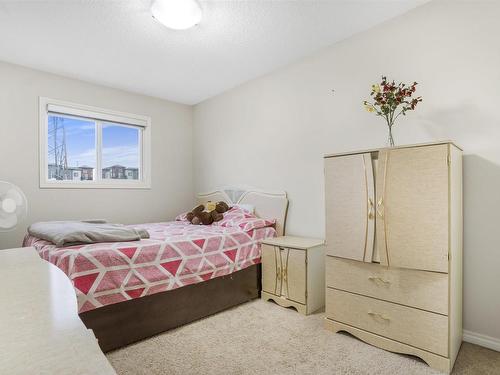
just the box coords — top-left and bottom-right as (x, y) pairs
(386, 125), (395, 147)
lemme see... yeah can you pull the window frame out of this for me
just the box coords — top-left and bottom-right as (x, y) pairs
(39, 97), (151, 189)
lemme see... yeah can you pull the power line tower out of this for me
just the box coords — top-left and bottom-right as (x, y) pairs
(47, 117), (68, 180)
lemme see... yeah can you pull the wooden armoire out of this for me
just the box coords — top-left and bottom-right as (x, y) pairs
(324, 141), (462, 373)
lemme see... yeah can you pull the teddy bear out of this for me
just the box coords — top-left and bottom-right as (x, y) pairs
(186, 201), (230, 225)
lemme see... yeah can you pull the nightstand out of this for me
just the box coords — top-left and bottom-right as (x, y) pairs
(261, 236), (325, 315)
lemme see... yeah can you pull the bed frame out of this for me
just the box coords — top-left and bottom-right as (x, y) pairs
(80, 187), (288, 352)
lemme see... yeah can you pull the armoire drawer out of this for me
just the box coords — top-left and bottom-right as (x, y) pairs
(326, 288), (448, 356)
(326, 256), (448, 315)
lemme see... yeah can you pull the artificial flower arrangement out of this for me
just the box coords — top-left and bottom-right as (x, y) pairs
(363, 76), (422, 147)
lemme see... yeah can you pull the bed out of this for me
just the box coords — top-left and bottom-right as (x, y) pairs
(23, 188), (288, 352)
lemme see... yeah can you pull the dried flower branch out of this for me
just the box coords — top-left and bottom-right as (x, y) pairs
(363, 76), (422, 146)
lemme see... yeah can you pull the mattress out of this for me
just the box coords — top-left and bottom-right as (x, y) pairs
(23, 221), (276, 313)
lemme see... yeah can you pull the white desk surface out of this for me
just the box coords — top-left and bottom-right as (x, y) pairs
(0, 247), (116, 375)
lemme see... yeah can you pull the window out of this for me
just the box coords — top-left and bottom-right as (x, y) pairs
(40, 98), (151, 188)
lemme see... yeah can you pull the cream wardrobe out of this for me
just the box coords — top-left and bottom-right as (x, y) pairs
(324, 141), (462, 374)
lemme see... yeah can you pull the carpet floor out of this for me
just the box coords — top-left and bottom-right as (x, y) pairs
(107, 299), (500, 375)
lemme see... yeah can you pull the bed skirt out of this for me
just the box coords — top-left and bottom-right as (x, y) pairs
(80, 264), (261, 352)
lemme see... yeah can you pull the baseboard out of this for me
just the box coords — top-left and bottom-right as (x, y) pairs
(463, 330), (500, 352)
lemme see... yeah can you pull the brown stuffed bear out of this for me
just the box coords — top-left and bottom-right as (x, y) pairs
(186, 201), (230, 225)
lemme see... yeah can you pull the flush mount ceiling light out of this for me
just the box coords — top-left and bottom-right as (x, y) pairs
(151, 0), (202, 30)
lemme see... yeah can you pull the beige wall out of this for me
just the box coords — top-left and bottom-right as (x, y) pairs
(0, 61), (193, 250)
(194, 1), (500, 342)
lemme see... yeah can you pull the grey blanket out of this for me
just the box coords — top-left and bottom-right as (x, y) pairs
(28, 221), (150, 247)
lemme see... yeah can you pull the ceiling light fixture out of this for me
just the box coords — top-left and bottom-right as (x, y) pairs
(151, 0), (202, 30)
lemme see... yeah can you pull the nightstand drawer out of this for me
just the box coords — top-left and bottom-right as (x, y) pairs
(326, 256), (448, 314)
(326, 288), (448, 356)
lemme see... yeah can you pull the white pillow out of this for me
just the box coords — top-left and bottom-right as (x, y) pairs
(234, 203), (255, 214)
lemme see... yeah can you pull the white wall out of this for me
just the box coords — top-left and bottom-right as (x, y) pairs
(194, 1), (500, 342)
(0, 61), (193, 250)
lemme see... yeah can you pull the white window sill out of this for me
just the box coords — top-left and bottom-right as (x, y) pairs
(39, 181), (151, 189)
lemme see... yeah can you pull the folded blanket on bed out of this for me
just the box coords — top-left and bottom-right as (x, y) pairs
(28, 221), (150, 247)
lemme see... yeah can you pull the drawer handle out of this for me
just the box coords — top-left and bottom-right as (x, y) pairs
(377, 197), (384, 219)
(368, 276), (391, 285)
(368, 198), (374, 220)
(368, 311), (391, 321)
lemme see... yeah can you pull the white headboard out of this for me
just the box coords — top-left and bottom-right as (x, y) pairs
(197, 187), (289, 236)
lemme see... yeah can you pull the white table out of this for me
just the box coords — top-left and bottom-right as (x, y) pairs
(0, 247), (116, 375)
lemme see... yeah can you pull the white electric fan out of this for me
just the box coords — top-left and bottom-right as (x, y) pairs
(0, 181), (28, 231)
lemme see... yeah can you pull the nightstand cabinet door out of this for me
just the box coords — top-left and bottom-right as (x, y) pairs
(283, 248), (306, 304)
(262, 244), (280, 295)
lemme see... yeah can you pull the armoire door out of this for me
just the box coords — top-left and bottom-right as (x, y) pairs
(325, 153), (375, 262)
(378, 145), (449, 273)
(262, 244), (280, 295)
(282, 248), (306, 304)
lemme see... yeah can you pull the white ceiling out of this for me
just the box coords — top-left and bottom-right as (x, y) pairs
(0, 0), (425, 105)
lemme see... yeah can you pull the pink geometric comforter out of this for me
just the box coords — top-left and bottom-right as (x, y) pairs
(23, 221), (276, 313)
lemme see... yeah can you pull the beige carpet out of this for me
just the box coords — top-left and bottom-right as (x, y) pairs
(107, 299), (500, 375)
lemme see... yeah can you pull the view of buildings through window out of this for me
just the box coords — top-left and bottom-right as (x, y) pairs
(47, 114), (140, 182)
